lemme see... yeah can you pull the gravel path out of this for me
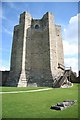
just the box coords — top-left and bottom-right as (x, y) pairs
(0, 88), (53, 94)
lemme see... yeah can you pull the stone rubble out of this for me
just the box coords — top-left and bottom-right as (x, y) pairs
(50, 100), (77, 110)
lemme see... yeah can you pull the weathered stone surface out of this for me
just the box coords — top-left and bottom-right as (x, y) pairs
(6, 11), (64, 87)
(50, 100), (77, 110)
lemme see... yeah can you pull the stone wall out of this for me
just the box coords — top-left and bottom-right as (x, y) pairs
(55, 25), (64, 75)
(0, 71), (9, 86)
(6, 11), (64, 87)
(0, 71), (2, 86)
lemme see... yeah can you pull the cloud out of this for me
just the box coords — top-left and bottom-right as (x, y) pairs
(0, 58), (10, 71)
(69, 14), (78, 24)
(64, 57), (78, 76)
(0, 59), (9, 71)
(1, 3), (19, 26)
(1, 15), (15, 25)
(63, 14), (79, 44)
(63, 41), (78, 56)
(0, 65), (10, 71)
(1, 16), (7, 20)
(0, 66), (7, 71)
(4, 28), (13, 35)
(7, 2), (18, 11)
(63, 14), (79, 75)
(0, 15), (17, 30)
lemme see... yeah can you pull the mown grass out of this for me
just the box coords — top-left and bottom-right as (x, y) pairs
(2, 84), (79, 118)
(1, 86), (46, 92)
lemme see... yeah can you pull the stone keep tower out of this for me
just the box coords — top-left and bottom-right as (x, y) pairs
(7, 12), (64, 87)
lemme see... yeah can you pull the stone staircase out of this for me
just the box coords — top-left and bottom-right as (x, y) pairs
(53, 71), (68, 88)
(53, 66), (76, 88)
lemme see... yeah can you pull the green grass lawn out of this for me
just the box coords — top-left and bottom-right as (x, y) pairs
(2, 86), (46, 92)
(1, 84), (79, 118)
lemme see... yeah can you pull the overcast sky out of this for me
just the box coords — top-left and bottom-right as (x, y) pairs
(0, 2), (79, 75)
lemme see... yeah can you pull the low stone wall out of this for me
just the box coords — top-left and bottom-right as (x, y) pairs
(76, 76), (80, 83)
(68, 71), (80, 83)
(0, 71), (10, 86)
(0, 71), (2, 86)
(0, 70), (80, 86)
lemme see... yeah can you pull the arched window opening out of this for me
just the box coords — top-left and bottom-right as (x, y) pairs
(35, 24), (39, 29)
